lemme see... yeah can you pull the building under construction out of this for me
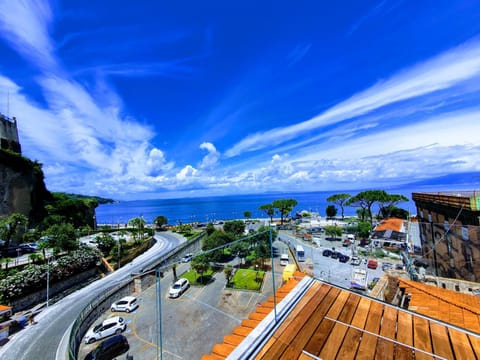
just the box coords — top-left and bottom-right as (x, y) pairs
(412, 191), (480, 282)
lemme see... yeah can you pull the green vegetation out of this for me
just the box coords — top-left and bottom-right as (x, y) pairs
(0, 247), (101, 303)
(228, 268), (265, 290)
(326, 193), (351, 220)
(325, 205), (337, 219)
(182, 267), (215, 285)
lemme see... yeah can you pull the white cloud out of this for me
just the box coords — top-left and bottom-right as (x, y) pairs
(225, 39), (480, 157)
(176, 165), (198, 181)
(199, 142), (220, 169)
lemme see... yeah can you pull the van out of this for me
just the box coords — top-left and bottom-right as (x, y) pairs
(282, 264), (297, 282)
(279, 253), (289, 266)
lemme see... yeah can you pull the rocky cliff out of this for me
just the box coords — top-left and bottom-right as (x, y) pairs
(0, 150), (52, 223)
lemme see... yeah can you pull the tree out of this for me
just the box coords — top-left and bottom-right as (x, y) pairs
(377, 194), (409, 219)
(0, 213), (28, 248)
(327, 193), (351, 220)
(191, 253), (209, 284)
(223, 220), (245, 238)
(128, 217), (146, 240)
(326, 205), (337, 219)
(347, 190), (388, 225)
(154, 215), (168, 230)
(272, 199), (298, 224)
(357, 221), (373, 239)
(95, 232), (116, 256)
(325, 225), (342, 240)
(44, 223), (79, 253)
(202, 230), (233, 262)
(243, 211), (252, 220)
(205, 223), (215, 236)
(258, 204), (275, 223)
(224, 267), (234, 286)
(230, 241), (250, 266)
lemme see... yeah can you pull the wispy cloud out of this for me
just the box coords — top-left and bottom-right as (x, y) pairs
(225, 38), (480, 157)
(0, 0), (56, 69)
(287, 43), (312, 67)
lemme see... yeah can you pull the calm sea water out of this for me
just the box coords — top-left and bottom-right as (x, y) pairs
(95, 189), (419, 225)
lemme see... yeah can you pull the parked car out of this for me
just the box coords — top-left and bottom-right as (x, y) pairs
(279, 253), (289, 266)
(338, 254), (350, 263)
(169, 278), (189, 298)
(84, 334), (129, 360)
(367, 259), (378, 269)
(382, 262), (393, 271)
(111, 296), (139, 313)
(414, 258), (429, 268)
(330, 251), (340, 260)
(181, 253), (193, 263)
(350, 256), (361, 266)
(18, 243), (37, 253)
(84, 316), (126, 344)
(322, 249), (333, 257)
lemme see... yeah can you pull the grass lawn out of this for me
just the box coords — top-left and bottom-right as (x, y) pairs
(181, 268), (216, 285)
(229, 268), (265, 291)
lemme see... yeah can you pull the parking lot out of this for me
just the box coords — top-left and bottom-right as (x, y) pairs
(78, 255), (284, 360)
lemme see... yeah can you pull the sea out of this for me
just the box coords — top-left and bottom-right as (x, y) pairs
(95, 188), (424, 226)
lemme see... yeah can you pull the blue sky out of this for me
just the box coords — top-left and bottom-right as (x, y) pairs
(0, 1), (480, 200)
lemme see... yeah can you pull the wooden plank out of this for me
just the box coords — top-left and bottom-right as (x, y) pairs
(256, 282), (330, 359)
(467, 334), (480, 358)
(356, 301), (384, 360)
(316, 291), (358, 359)
(395, 311), (413, 359)
(412, 316), (434, 360)
(335, 296), (371, 360)
(375, 305), (397, 360)
(429, 322), (454, 359)
(279, 286), (344, 359)
(300, 286), (343, 355)
(449, 328), (476, 359)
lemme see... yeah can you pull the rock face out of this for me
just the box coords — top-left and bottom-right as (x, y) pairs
(0, 150), (51, 222)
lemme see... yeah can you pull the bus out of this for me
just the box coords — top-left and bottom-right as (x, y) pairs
(296, 245), (305, 262)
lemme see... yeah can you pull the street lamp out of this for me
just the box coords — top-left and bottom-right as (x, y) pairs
(46, 255), (54, 307)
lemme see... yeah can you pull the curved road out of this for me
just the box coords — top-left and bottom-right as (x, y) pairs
(0, 232), (184, 360)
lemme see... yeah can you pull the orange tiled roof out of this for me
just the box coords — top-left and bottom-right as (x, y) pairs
(203, 276), (480, 360)
(397, 277), (480, 333)
(375, 217), (404, 232)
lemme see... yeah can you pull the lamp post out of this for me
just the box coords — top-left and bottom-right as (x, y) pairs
(46, 255), (53, 307)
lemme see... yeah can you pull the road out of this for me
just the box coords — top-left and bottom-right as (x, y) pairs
(0, 232), (184, 360)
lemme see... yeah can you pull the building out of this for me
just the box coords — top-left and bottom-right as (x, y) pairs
(0, 113), (21, 154)
(412, 191), (480, 282)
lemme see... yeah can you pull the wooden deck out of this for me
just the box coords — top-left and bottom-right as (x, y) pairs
(203, 275), (480, 360)
(254, 282), (479, 359)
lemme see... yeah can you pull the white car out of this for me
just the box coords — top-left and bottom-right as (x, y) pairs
(279, 254), (289, 266)
(84, 316), (126, 344)
(169, 278), (189, 298)
(110, 296), (139, 313)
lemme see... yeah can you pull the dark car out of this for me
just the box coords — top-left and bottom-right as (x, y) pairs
(338, 254), (350, 263)
(414, 258), (429, 268)
(18, 243), (37, 253)
(322, 249), (332, 257)
(84, 334), (129, 360)
(331, 251), (342, 259)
